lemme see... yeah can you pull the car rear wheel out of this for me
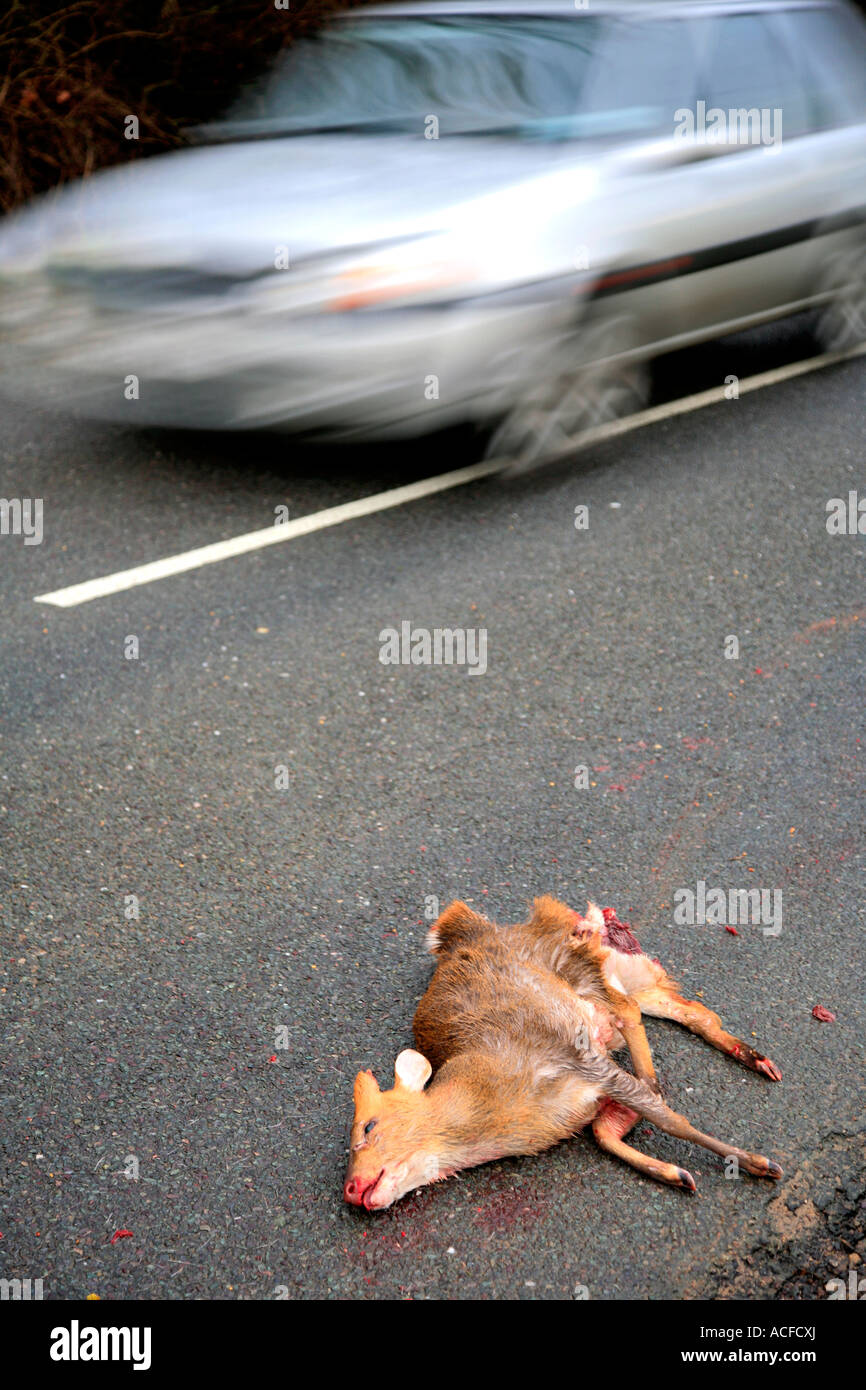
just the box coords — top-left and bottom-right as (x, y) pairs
(813, 240), (866, 354)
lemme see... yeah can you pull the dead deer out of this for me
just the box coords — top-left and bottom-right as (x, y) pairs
(344, 896), (783, 1209)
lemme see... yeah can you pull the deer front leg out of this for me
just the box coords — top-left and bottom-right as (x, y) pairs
(635, 983), (782, 1081)
(603, 986), (661, 1095)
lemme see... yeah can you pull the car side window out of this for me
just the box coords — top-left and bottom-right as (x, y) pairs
(779, 4), (866, 128)
(580, 19), (700, 138)
(699, 12), (811, 143)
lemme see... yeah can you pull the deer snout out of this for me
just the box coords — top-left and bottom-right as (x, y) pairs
(344, 1169), (384, 1208)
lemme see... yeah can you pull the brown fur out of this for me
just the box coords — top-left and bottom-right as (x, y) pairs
(344, 896), (783, 1209)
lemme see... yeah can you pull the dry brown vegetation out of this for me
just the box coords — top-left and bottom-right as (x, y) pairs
(0, 0), (363, 214)
(3, 1), (866, 215)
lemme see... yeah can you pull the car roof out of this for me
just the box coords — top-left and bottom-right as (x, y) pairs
(350, 0), (838, 19)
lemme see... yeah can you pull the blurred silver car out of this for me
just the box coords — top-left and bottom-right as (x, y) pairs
(1, 0), (865, 464)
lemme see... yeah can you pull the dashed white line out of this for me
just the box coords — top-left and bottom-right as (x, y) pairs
(34, 342), (866, 608)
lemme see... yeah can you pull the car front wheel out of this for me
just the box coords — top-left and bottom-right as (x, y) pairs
(483, 314), (649, 473)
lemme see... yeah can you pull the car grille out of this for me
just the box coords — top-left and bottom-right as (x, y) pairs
(45, 264), (254, 311)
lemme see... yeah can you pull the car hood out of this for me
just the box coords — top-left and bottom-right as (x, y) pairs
(0, 133), (593, 279)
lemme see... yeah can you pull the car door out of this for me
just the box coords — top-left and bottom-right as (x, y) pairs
(568, 12), (704, 348)
(668, 5), (821, 337)
(776, 1), (866, 286)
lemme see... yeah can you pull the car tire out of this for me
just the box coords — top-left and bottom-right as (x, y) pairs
(484, 314), (649, 472)
(813, 238), (866, 354)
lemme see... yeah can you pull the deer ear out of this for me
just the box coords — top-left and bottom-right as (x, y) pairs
(394, 1049), (432, 1093)
(426, 899), (488, 954)
(353, 1068), (381, 1107)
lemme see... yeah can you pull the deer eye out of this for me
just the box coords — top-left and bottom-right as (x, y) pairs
(364, 1120), (377, 1135)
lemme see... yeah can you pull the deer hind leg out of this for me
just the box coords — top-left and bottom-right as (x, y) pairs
(592, 1098), (696, 1191)
(634, 980), (782, 1081)
(602, 1064), (783, 1184)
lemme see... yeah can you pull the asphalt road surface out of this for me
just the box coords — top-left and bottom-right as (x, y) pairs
(1, 318), (863, 1300)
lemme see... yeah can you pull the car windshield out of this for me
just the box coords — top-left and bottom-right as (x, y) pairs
(210, 15), (653, 140)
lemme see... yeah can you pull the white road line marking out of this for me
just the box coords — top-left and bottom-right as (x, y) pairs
(34, 342), (866, 608)
(34, 460), (502, 608)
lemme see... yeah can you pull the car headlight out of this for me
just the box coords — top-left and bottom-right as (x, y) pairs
(327, 238), (477, 311)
